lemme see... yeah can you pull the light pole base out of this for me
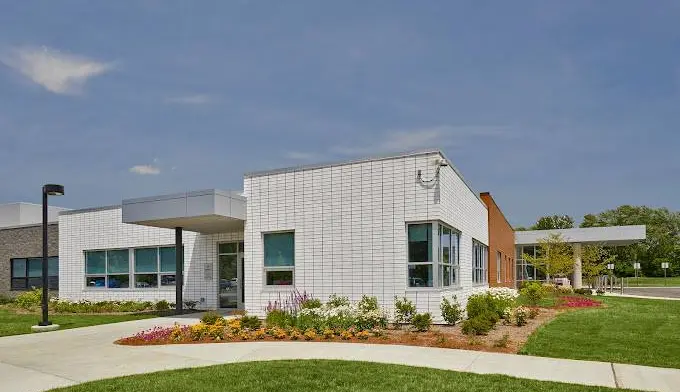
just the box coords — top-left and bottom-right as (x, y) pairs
(31, 324), (60, 333)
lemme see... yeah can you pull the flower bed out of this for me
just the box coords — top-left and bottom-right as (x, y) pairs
(116, 308), (558, 353)
(117, 290), (560, 354)
(558, 296), (602, 308)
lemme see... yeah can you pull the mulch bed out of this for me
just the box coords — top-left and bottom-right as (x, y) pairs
(116, 307), (561, 354)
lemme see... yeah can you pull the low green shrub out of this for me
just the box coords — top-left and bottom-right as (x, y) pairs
(440, 296), (463, 325)
(394, 296), (416, 324)
(519, 282), (544, 305)
(410, 313), (432, 332)
(301, 298), (322, 309)
(15, 288), (42, 309)
(241, 315), (262, 330)
(596, 289), (605, 295)
(154, 300), (170, 311)
(574, 288), (592, 296)
(266, 309), (295, 328)
(466, 294), (495, 319)
(201, 311), (224, 325)
(461, 314), (496, 335)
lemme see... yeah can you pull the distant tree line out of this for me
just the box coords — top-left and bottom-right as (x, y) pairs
(515, 206), (680, 277)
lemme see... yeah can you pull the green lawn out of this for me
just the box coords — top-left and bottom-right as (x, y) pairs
(520, 296), (680, 368)
(48, 360), (632, 392)
(0, 308), (155, 337)
(625, 276), (680, 287)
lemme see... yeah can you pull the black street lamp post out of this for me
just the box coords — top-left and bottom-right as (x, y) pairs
(40, 184), (64, 327)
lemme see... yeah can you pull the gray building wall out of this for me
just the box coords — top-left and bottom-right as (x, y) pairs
(0, 203), (69, 228)
(0, 224), (59, 296)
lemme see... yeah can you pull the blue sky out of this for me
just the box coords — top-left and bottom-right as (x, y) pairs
(0, 1), (678, 227)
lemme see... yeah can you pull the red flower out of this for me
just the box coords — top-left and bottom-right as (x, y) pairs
(559, 296), (601, 308)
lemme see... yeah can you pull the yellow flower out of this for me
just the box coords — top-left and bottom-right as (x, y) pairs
(227, 318), (242, 331)
(253, 328), (267, 340)
(303, 328), (317, 341)
(322, 329), (334, 339)
(356, 330), (370, 340)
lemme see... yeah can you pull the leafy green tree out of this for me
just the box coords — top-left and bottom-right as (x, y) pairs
(523, 233), (574, 282)
(580, 206), (680, 277)
(581, 244), (616, 288)
(531, 215), (575, 230)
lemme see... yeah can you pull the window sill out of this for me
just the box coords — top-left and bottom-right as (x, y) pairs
(261, 285), (295, 292)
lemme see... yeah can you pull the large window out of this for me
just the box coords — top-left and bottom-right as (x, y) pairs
(516, 246), (546, 283)
(408, 223), (433, 287)
(472, 240), (488, 284)
(439, 224), (460, 288)
(10, 257), (58, 290)
(263, 232), (294, 286)
(85, 246), (176, 289)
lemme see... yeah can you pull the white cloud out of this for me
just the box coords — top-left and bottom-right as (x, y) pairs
(129, 165), (161, 175)
(332, 125), (511, 156)
(0, 46), (112, 94)
(164, 94), (213, 105)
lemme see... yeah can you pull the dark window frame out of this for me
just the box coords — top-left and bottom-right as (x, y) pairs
(10, 256), (58, 291)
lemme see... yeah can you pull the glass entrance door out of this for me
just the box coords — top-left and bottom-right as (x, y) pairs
(218, 242), (243, 308)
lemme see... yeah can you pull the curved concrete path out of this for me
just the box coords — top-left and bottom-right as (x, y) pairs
(1, 315), (678, 392)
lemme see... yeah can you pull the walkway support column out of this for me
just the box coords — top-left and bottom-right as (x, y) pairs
(573, 242), (583, 289)
(175, 227), (183, 313)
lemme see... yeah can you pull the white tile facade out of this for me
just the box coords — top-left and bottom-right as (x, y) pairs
(58, 151), (489, 321)
(58, 207), (243, 309)
(244, 151), (489, 320)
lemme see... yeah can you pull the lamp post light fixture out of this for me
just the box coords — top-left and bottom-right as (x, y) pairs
(37, 184), (64, 330)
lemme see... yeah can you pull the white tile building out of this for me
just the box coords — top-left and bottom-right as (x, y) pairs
(58, 151), (491, 320)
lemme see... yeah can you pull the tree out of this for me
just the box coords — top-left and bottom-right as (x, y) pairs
(514, 226), (529, 231)
(581, 244), (616, 288)
(580, 206), (680, 277)
(523, 234), (574, 282)
(531, 215), (575, 230)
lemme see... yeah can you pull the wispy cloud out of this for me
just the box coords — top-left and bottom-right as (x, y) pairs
(164, 94), (213, 105)
(129, 165), (161, 175)
(0, 46), (112, 94)
(331, 125), (512, 156)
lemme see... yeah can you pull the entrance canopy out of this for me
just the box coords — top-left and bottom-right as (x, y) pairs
(122, 189), (245, 233)
(515, 225), (646, 246)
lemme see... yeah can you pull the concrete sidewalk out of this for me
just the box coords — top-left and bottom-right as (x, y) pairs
(1, 316), (678, 392)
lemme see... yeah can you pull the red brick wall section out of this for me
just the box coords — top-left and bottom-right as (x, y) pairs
(480, 193), (515, 288)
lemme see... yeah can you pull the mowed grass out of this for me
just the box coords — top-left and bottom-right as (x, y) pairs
(0, 308), (155, 337)
(625, 276), (680, 287)
(520, 296), (680, 368)
(48, 360), (632, 392)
